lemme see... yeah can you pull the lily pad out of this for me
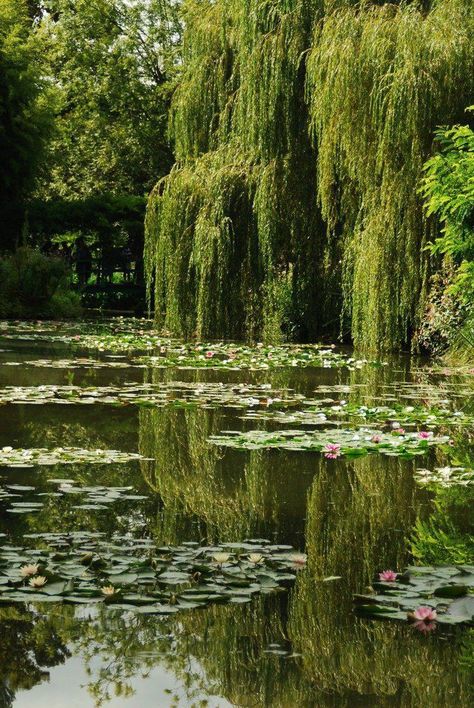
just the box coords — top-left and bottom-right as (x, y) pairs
(0, 536), (306, 613)
(354, 566), (474, 626)
(209, 427), (450, 459)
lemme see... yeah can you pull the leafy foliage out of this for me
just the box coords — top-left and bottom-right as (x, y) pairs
(0, 248), (81, 318)
(420, 115), (474, 354)
(145, 0), (474, 350)
(0, 0), (52, 246)
(35, 0), (181, 199)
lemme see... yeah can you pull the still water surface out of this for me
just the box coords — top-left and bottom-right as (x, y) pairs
(0, 322), (472, 707)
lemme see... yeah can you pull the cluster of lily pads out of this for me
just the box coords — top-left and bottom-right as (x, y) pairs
(0, 480), (148, 515)
(0, 382), (303, 410)
(0, 447), (146, 468)
(4, 357), (141, 370)
(209, 427), (450, 459)
(0, 319), (386, 369)
(385, 380), (474, 405)
(415, 466), (474, 488)
(0, 534), (306, 613)
(243, 401), (474, 429)
(0, 317), (155, 340)
(354, 565), (474, 627)
(133, 344), (381, 372)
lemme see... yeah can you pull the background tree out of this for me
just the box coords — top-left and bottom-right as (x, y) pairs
(0, 0), (51, 248)
(35, 0), (182, 200)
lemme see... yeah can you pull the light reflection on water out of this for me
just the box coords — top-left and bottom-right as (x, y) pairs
(0, 324), (472, 707)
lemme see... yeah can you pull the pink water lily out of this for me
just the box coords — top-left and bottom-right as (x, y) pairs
(371, 435), (382, 444)
(379, 570), (397, 582)
(392, 427), (405, 435)
(205, 351), (215, 359)
(324, 443), (341, 459)
(417, 431), (433, 439)
(287, 553), (307, 569)
(413, 620), (437, 634)
(410, 606), (437, 622)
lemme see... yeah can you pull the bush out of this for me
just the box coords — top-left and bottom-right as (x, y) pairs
(413, 263), (467, 355)
(0, 247), (81, 318)
(420, 115), (474, 356)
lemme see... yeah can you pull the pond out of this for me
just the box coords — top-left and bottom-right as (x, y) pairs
(0, 319), (472, 707)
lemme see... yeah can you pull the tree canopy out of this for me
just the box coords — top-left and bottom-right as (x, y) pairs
(0, 0), (51, 249)
(35, 0), (182, 199)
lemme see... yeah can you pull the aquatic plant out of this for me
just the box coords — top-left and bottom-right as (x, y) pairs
(0, 535), (303, 613)
(0, 447), (145, 467)
(355, 565), (474, 626)
(210, 426), (450, 459)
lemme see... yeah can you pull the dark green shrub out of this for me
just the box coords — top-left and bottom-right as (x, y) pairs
(0, 247), (81, 318)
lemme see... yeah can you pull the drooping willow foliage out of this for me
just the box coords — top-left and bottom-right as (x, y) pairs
(145, 0), (474, 350)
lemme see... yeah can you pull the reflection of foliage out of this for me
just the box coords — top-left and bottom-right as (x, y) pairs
(411, 486), (474, 565)
(460, 630), (474, 688)
(411, 421), (474, 565)
(300, 455), (422, 587)
(288, 457), (473, 704)
(0, 605), (70, 705)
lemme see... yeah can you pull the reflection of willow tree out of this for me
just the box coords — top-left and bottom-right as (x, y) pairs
(0, 605), (70, 707)
(139, 405), (312, 543)
(166, 595), (315, 707)
(287, 455), (473, 704)
(348, 356), (412, 405)
(22, 407), (138, 453)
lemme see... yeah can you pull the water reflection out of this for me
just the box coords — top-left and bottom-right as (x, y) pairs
(0, 331), (472, 706)
(139, 406), (313, 545)
(288, 455), (472, 705)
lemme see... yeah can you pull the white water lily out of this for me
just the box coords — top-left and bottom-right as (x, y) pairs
(20, 563), (39, 578)
(101, 585), (116, 596)
(249, 553), (264, 564)
(213, 552), (231, 564)
(1, 446), (13, 453)
(29, 576), (47, 588)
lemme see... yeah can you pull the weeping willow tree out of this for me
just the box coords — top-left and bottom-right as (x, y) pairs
(145, 0), (474, 350)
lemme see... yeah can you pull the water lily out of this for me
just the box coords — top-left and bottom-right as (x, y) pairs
(412, 620), (437, 634)
(379, 570), (397, 582)
(417, 431), (433, 439)
(324, 443), (341, 459)
(288, 553), (307, 569)
(101, 585), (116, 596)
(29, 576), (47, 588)
(371, 435), (382, 444)
(205, 351), (215, 359)
(20, 563), (39, 578)
(249, 553), (264, 564)
(391, 427), (405, 435)
(213, 552), (231, 564)
(2, 446), (13, 453)
(409, 606), (437, 622)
